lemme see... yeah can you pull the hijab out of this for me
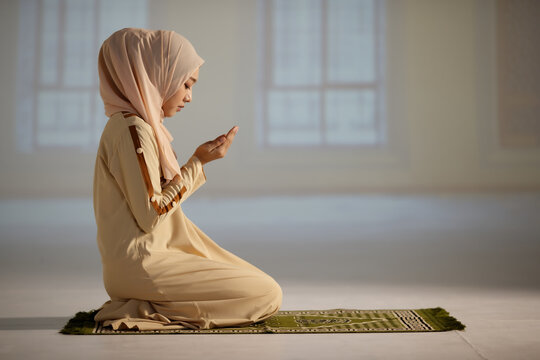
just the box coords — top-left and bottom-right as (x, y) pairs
(98, 27), (204, 185)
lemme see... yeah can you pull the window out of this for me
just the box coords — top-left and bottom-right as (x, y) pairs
(16, 0), (148, 153)
(258, 0), (386, 148)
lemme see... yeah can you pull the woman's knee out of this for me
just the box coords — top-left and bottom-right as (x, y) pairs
(259, 274), (283, 308)
(252, 275), (282, 321)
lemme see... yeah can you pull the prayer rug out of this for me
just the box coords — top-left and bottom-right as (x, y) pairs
(60, 307), (465, 334)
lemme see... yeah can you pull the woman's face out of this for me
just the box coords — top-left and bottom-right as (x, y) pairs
(162, 67), (199, 118)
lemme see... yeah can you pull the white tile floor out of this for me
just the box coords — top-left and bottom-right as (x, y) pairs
(1, 193), (539, 359)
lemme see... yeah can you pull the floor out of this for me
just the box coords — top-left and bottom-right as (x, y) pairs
(0, 193), (539, 359)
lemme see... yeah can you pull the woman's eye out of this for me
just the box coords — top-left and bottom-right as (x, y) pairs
(185, 84), (190, 89)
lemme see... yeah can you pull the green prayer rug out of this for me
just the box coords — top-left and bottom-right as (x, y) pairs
(60, 307), (465, 334)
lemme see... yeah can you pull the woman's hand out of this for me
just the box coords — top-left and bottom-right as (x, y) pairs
(193, 126), (239, 166)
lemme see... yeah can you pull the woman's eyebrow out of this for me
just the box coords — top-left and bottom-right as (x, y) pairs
(189, 77), (197, 83)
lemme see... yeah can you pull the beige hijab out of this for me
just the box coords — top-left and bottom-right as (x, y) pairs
(98, 27), (204, 184)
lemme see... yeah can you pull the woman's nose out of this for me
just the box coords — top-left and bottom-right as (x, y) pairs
(185, 91), (191, 102)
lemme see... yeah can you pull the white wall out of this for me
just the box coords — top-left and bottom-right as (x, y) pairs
(1, 0), (539, 199)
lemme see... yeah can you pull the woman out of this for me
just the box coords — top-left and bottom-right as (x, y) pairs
(93, 27), (282, 331)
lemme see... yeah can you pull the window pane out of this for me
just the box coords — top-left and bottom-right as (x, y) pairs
(327, 0), (375, 83)
(268, 90), (321, 145)
(272, 0), (322, 86)
(97, 0), (148, 44)
(37, 90), (91, 146)
(40, 0), (60, 85)
(63, 0), (95, 87)
(325, 89), (377, 144)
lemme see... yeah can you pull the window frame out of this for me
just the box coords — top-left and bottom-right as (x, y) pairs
(15, 0), (148, 154)
(257, 0), (388, 150)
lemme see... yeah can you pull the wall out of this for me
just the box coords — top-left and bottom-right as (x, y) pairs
(0, 0), (539, 199)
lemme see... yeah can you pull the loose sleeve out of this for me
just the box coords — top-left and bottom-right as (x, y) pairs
(109, 124), (207, 233)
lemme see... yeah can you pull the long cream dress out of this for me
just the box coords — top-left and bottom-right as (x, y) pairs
(92, 111), (282, 331)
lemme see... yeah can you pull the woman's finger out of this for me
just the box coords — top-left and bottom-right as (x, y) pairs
(218, 128), (237, 150)
(205, 127), (238, 153)
(227, 126), (238, 136)
(208, 135), (227, 151)
(226, 126), (238, 141)
(203, 136), (221, 145)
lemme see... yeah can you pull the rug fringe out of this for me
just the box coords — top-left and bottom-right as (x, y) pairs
(59, 309), (99, 335)
(419, 307), (466, 331)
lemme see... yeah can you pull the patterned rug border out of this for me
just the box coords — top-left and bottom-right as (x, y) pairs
(60, 307), (466, 335)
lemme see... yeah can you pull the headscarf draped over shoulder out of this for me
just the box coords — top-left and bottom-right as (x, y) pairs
(98, 27), (204, 184)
